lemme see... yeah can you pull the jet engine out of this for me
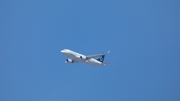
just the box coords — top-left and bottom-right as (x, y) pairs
(65, 59), (74, 63)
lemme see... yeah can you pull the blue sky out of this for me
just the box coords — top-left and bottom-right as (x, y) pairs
(0, 0), (180, 101)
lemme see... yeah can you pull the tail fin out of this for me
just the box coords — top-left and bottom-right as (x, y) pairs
(97, 50), (110, 63)
(97, 55), (105, 62)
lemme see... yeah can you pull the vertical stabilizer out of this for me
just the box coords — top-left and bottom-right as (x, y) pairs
(97, 55), (105, 62)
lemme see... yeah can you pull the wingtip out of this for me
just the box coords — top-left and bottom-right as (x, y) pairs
(107, 50), (110, 54)
(103, 50), (110, 55)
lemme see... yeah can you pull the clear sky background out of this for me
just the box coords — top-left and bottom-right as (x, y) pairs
(0, 0), (180, 101)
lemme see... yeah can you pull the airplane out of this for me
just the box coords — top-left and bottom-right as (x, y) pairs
(60, 49), (110, 66)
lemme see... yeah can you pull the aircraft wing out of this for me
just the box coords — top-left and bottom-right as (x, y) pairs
(86, 50), (110, 59)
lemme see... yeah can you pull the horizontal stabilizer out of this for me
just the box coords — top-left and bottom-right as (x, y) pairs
(103, 62), (110, 64)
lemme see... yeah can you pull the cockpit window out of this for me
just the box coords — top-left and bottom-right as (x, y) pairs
(63, 49), (69, 51)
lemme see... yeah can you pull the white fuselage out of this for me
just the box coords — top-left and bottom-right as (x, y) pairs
(61, 49), (105, 66)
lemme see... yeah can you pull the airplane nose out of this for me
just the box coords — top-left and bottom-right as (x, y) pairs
(61, 50), (64, 53)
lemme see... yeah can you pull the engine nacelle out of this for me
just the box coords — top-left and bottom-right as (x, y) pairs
(65, 59), (74, 63)
(79, 55), (87, 60)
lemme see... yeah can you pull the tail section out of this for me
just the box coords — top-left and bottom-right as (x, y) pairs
(97, 50), (110, 66)
(102, 62), (110, 65)
(97, 55), (105, 62)
(96, 50), (110, 63)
